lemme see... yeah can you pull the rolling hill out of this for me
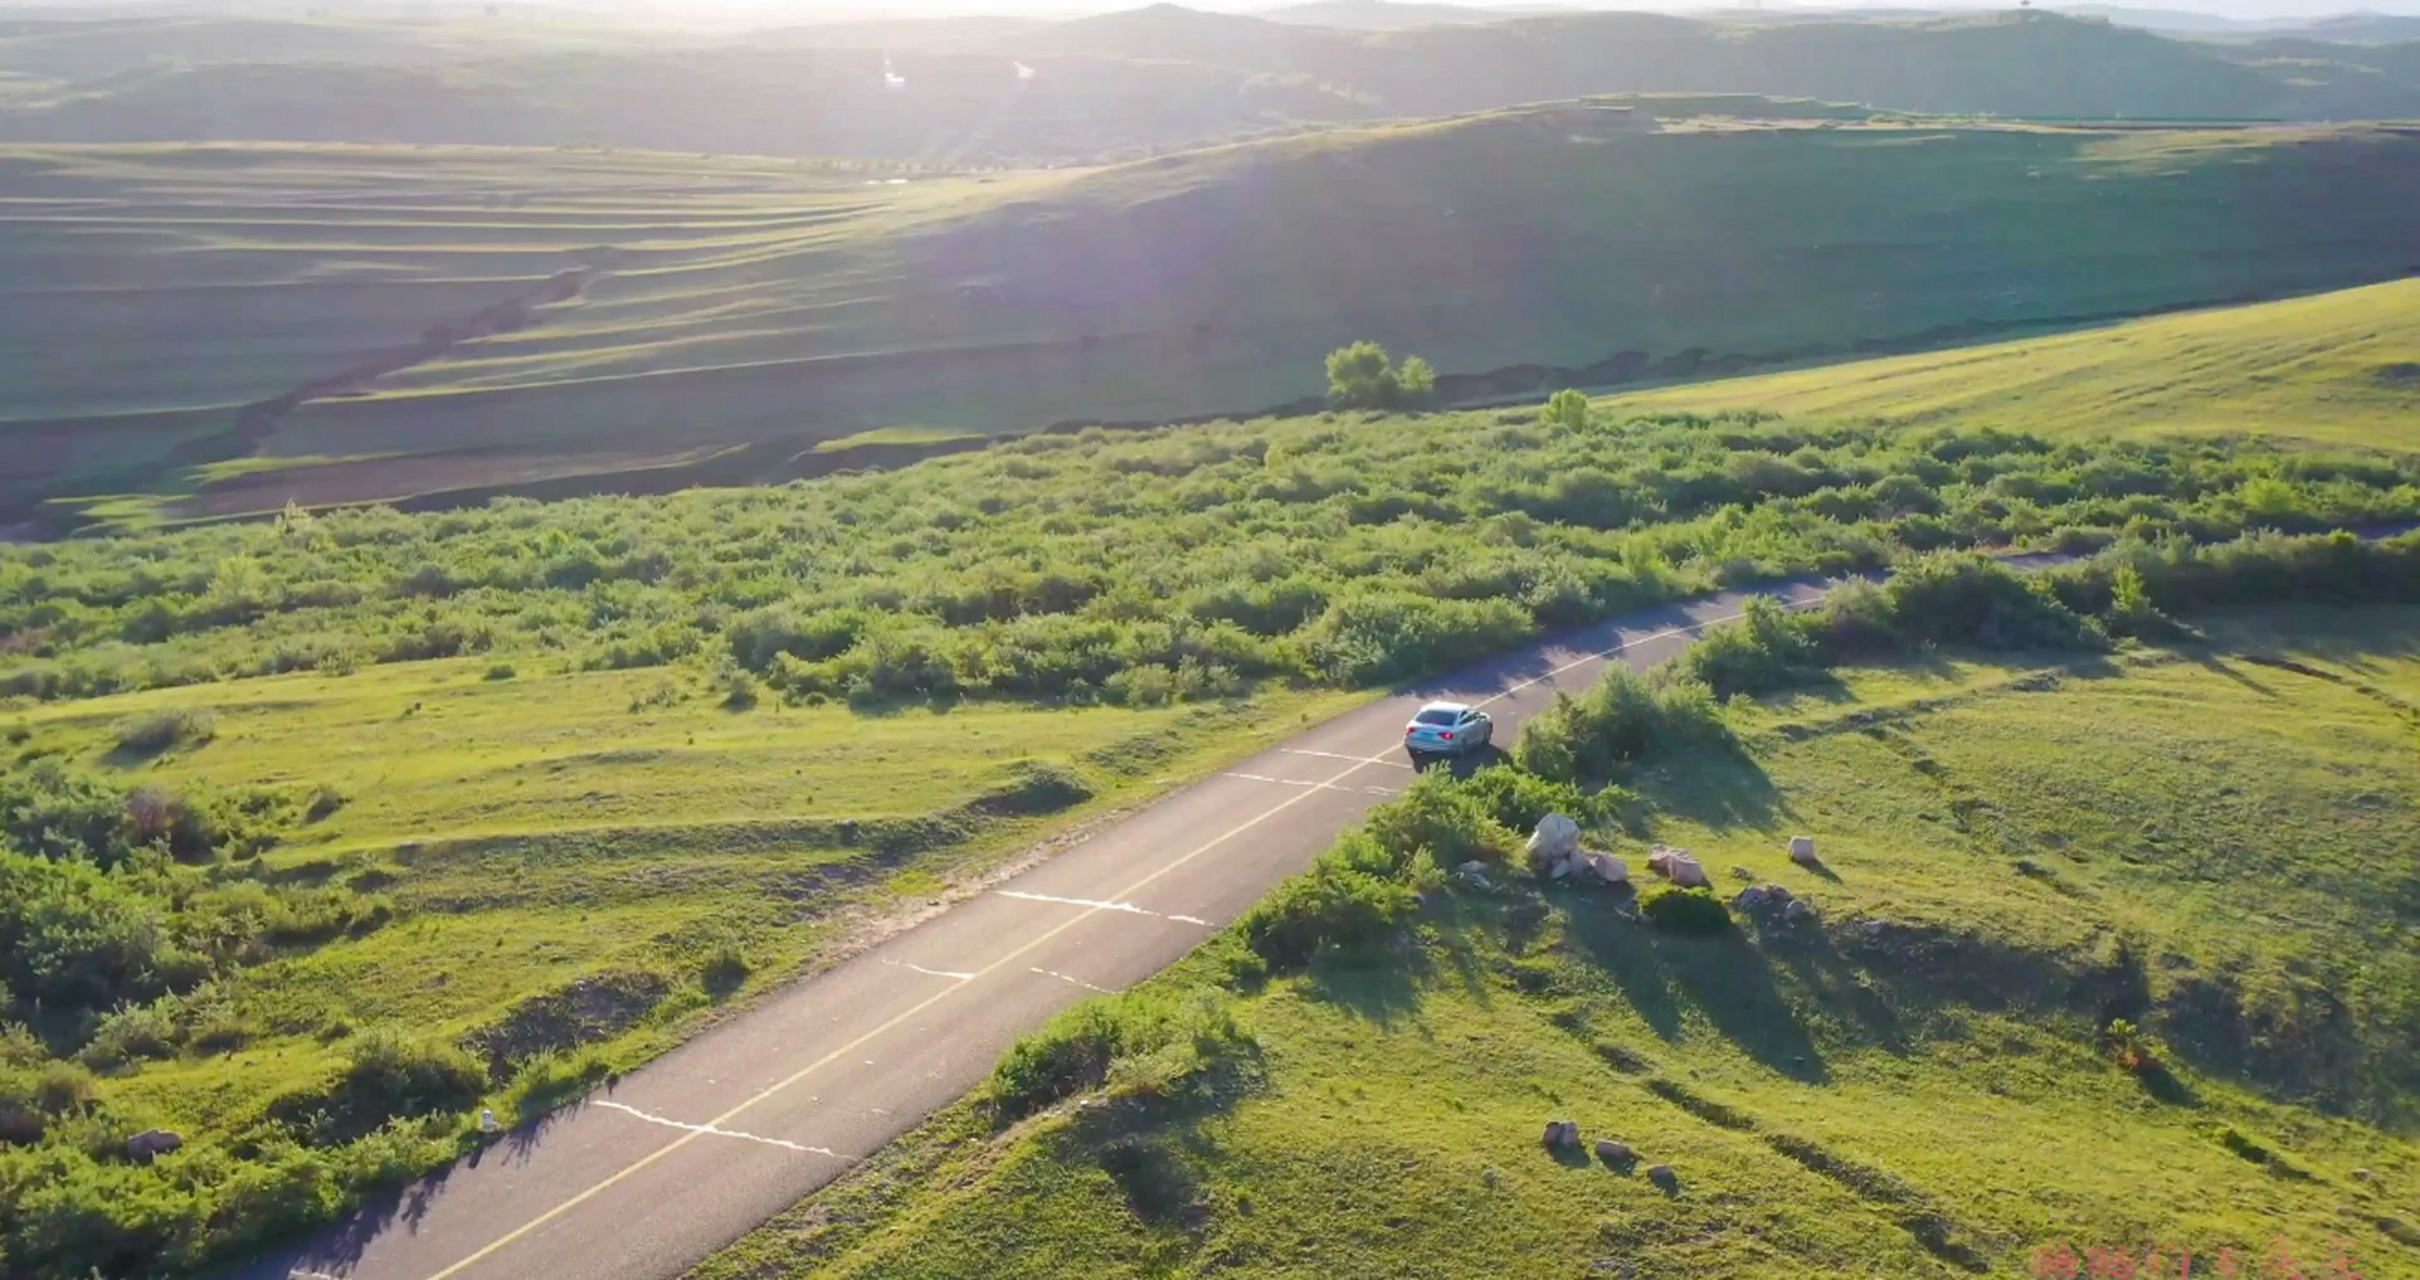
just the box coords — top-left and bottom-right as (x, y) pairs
(10, 109), (2420, 530)
(6, 7), (2420, 167)
(1610, 275), (2420, 448)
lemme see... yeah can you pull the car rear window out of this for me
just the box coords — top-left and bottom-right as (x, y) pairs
(1414, 709), (1460, 726)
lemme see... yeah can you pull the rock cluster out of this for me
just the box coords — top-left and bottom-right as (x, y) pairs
(1526, 815), (1631, 888)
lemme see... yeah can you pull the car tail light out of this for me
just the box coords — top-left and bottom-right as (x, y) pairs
(1440, 731), (1454, 741)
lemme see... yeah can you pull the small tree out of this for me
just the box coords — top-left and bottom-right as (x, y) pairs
(1324, 342), (1438, 410)
(1542, 387), (1592, 431)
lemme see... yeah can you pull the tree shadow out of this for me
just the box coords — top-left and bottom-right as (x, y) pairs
(1654, 929), (1830, 1084)
(1628, 747), (1789, 833)
(1760, 923), (1908, 1054)
(1301, 949), (1428, 1031)
(1559, 910), (1682, 1043)
(2182, 650), (2278, 698)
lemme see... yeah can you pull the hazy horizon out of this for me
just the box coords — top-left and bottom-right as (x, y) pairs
(8, 0), (2420, 22)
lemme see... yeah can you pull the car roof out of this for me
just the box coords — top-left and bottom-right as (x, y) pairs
(1417, 700), (1473, 715)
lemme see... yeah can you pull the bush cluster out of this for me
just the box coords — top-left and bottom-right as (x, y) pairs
(990, 987), (1256, 1121)
(5, 414), (2411, 708)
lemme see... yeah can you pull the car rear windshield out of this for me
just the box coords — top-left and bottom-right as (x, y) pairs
(1414, 709), (1460, 726)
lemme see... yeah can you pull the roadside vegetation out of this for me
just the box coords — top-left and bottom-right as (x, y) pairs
(4, 382), (2417, 1273)
(695, 553), (2420, 1280)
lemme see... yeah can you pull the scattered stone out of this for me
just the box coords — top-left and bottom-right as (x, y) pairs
(1528, 814), (1581, 870)
(1788, 835), (1819, 866)
(1765, 884), (1794, 904)
(1595, 1139), (1633, 1165)
(1730, 865), (1757, 882)
(1456, 860), (1494, 889)
(127, 1129), (183, 1162)
(1670, 859), (1709, 888)
(1483, 1167), (1501, 1188)
(1585, 852), (1630, 885)
(1549, 857), (1574, 880)
(1733, 885), (1772, 913)
(1646, 1163), (1679, 1192)
(1543, 1120), (1582, 1150)
(1782, 899), (1816, 924)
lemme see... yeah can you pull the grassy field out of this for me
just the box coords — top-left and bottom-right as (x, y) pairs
(1610, 276), (2420, 449)
(11, 113), (2420, 529)
(0, 652), (1361, 1236)
(693, 603), (2420, 1280)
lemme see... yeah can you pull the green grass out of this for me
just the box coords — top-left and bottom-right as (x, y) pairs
(10, 112), (2420, 526)
(1610, 276), (2420, 449)
(695, 605), (2420, 1280)
(7, 660), (1362, 1139)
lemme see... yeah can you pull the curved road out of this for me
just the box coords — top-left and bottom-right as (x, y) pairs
(247, 578), (1843, 1280)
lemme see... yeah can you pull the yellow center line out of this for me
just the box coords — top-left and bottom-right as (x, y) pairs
(423, 587), (1831, 1280)
(421, 751), (1381, 1280)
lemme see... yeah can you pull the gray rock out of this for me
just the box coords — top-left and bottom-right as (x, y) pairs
(1766, 884), (1794, 904)
(1543, 1120), (1582, 1149)
(1783, 899), (1815, 924)
(127, 1129), (183, 1162)
(1733, 885), (1772, 912)
(1788, 835), (1819, 865)
(1528, 814), (1582, 867)
(1647, 1163), (1678, 1191)
(1594, 1139), (1633, 1164)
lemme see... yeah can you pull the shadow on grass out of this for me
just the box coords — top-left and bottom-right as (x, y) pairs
(2183, 649), (2278, 698)
(1561, 906), (1829, 1081)
(1628, 745), (1790, 833)
(1301, 947), (1428, 1031)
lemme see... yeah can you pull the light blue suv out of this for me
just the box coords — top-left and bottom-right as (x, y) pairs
(1404, 700), (1492, 758)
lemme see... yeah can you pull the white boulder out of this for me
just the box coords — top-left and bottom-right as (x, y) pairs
(1528, 813), (1581, 867)
(1788, 835), (1819, 866)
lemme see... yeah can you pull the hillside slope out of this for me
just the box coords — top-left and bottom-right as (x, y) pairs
(691, 606), (2420, 1280)
(1609, 276), (2420, 448)
(6, 10), (2420, 163)
(10, 114), (2420, 528)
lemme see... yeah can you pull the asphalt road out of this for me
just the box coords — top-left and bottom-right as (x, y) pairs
(246, 577), (1842, 1280)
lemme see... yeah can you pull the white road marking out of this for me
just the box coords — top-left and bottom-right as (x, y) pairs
(1031, 966), (1114, 993)
(1279, 747), (1417, 769)
(1222, 771), (1400, 797)
(593, 1102), (838, 1158)
(421, 672), (1413, 1267)
(995, 888), (1158, 916)
(878, 959), (976, 981)
(995, 890), (1215, 925)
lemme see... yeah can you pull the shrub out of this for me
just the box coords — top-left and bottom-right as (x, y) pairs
(112, 709), (215, 756)
(700, 944), (750, 998)
(990, 987), (1254, 1120)
(1237, 861), (1417, 971)
(482, 662), (517, 681)
(1513, 665), (1729, 784)
(1323, 341), (1437, 410)
(1640, 886), (1731, 934)
(1540, 387), (1592, 431)
(1359, 771), (1520, 873)
(1878, 555), (2105, 652)
(269, 1032), (486, 1145)
(1677, 595), (1826, 698)
(79, 1002), (180, 1068)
